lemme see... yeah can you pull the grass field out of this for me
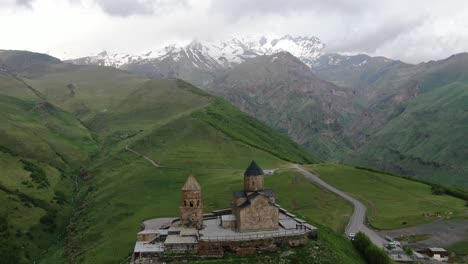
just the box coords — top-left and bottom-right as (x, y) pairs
(307, 163), (468, 230)
(448, 240), (468, 255)
(67, 111), (358, 263)
(267, 169), (353, 233)
(6, 50), (463, 264)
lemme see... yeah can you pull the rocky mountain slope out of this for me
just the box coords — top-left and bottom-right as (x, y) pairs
(313, 53), (468, 187)
(206, 52), (358, 159)
(66, 35), (325, 87)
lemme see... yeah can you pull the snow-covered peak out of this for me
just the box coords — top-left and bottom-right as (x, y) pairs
(67, 35), (325, 69)
(69, 50), (143, 68)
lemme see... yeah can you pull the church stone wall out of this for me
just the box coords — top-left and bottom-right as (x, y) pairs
(244, 175), (264, 191)
(180, 190), (203, 229)
(237, 196), (278, 232)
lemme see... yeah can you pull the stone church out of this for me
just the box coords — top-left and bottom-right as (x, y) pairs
(231, 160), (279, 232)
(132, 161), (317, 262)
(179, 160), (279, 232)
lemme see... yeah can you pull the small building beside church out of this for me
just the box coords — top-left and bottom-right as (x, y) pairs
(131, 161), (317, 263)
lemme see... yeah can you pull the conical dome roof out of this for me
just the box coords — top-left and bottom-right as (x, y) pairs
(182, 172), (201, 191)
(244, 160), (264, 176)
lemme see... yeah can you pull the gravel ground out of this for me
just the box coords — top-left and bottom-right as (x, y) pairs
(379, 219), (468, 249)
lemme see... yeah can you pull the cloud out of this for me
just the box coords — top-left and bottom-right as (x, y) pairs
(15, 0), (33, 8)
(209, 0), (368, 20)
(93, 0), (188, 17)
(0, 0), (468, 63)
(328, 16), (427, 54)
(0, 0), (34, 9)
(94, 0), (153, 16)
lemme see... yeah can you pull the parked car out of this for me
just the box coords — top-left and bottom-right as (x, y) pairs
(348, 233), (356, 240)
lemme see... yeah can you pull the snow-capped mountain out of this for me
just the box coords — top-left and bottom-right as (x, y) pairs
(67, 35), (325, 69)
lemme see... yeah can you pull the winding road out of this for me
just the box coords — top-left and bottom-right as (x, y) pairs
(293, 164), (386, 247)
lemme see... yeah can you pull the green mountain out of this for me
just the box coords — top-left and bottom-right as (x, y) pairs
(314, 53), (468, 187)
(0, 51), (98, 263)
(2, 49), (467, 263)
(2, 50), (369, 264)
(199, 51), (468, 187)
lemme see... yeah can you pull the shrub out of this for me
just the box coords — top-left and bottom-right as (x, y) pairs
(431, 185), (444, 195)
(40, 210), (57, 232)
(352, 232), (391, 264)
(365, 244), (392, 264)
(53, 191), (68, 205)
(0, 240), (19, 263)
(0, 215), (8, 234)
(20, 159), (49, 188)
(403, 245), (413, 256)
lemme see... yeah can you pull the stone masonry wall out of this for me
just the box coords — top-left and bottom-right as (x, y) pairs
(237, 196), (278, 232)
(197, 233), (309, 256)
(244, 175), (264, 191)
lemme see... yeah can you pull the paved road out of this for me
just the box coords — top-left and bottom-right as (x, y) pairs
(293, 164), (386, 247)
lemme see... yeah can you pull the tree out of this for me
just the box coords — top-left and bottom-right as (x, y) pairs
(365, 244), (392, 264)
(403, 245), (413, 256)
(352, 232), (371, 254)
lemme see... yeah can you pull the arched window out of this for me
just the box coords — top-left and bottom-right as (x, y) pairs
(184, 200), (187, 206)
(197, 200), (200, 206)
(252, 180), (255, 187)
(190, 200), (194, 207)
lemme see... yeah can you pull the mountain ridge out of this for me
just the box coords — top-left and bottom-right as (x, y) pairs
(66, 35), (325, 69)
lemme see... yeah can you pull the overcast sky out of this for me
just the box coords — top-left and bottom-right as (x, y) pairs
(1, 0), (467, 63)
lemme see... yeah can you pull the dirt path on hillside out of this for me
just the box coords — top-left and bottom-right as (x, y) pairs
(126, 145), (161, 167)
(125, 145), (262, 173)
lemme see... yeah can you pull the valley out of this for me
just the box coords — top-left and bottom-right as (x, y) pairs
(1, 49), (467, 263)
(68, 38), (468, 188)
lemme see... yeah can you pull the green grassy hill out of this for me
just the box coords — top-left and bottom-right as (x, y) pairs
(348, 81), (468, 187)
(1, 50), (365, 264)
(314, 53), (468, 188)
(0, 68), (98, 263)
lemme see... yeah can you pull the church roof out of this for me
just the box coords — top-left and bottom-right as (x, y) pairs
(234, 189), (276, 198)
(244, 160), (264, 176)
(181, 173), (201, 191)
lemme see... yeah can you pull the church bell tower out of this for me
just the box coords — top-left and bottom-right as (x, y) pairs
(244, 160), (265, 193)
(179, 172), (203, 229)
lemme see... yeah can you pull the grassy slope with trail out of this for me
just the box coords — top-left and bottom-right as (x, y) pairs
(1, 51), (363, 264)
(6, 50), (464, 263)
